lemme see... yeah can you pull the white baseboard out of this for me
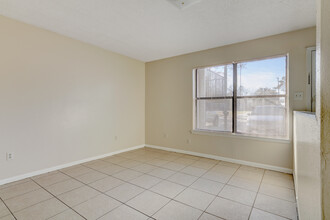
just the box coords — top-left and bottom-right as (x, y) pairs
(0, 144), (145, 186)
(0, 143), (292, 186)
(145, 144), (293, 174)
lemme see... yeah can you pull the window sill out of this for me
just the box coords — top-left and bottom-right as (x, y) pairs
(191, 129), (291, 144)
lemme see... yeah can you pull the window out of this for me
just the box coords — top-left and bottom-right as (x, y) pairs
(194, 56), (288, 140)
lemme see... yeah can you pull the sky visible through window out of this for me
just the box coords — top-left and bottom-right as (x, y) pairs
(207, 56), (286, 96)
(238, 56), (286, 96)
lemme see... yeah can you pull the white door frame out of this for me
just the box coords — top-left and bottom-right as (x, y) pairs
(306, 47), (316, 112)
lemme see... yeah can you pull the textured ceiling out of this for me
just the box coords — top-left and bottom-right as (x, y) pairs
(0, 0), (316, 62)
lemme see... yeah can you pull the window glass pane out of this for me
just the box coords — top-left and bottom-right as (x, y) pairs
(237, 57), (286, 96)
(197, 99), (232, 132)
(237, 97), (287, 138)
(197, 64), (233, 98)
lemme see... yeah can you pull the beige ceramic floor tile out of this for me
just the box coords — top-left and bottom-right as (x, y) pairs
(61, 165), (93, 177)
(265, 170), (292, 178)
(150, 180), (186, 198)
(0, 179), (30, 190)
(112, 169), (143, 181)
(0, 150), (299, 220)
(202, 165), (237, 183)
(84, 160), (110, 170)
(0, 201), (10, 218)
(98, 164), (125, 175)
(167, 172), (198, 186)
(147, 159), (170, 167)
(158, 154), (181, 161)
(233, 169), (264, 182)
(33, 172), (70, 187)
(182, 155), (200, 160)
(259, 183), (296, 202)
(202, 171), (233, 184)
(199, 213), (224, 220)
(218, 161), (240, 168)
(180, 166), (208, 177)
(227, 176), (261, 192)
(190, 178), (224, 195)
(116, 160), (143, 169)
(262, 174), (294, 189)
(75, 170), (107, 184)
(175, 188), (215, 211)
(218, 185), (257, 206)
(14, 198), (68, 220)
(31, 171), (59, 180)
(191, 161), (216, 170)
(198, 158), (219, 164)
(98, 204), (148, 220)
(106, 183), (144, 203)
(239, 166), (265, 174)
(206, 197), (252, 220)
(73, 194), (120, 220)
(0, 181), (40, 200)
(88, 176), (124, 192)
(153, 200), (203, 220)
(254, 194), (297, 219)
(45, 179), (83, 196)
(172, 157), (196, 166)
(131, 164), (157, 173)
(250, 208), (288, 220)
(48, 209), (84, 220)
(127, 191), (170, 216)
(0, 215), (15, 220)
(129, 174), (161, 189)
(57, 186), (100, 207)
(160, 162), (187, 171)
(134, 155), (156, 163)
(147, 168), (176, 179)
(119, 152), (140, 159)
(4, 188), (52, 212)
(102, 156), (128, 164)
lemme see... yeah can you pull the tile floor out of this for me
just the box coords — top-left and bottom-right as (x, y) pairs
(0, 147), (297, 220)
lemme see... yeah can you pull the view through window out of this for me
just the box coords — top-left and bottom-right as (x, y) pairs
(195, 56), (288, 139)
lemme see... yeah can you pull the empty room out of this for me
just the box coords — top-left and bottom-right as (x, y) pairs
(0, 0), (329, 220)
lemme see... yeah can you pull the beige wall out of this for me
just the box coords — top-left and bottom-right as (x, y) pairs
(146, 28), (316, 169)
(317, 0), (330, 218)
(0, 16), (145, 181)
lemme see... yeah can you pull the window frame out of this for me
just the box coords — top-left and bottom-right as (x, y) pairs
(193, 54), (289, 141)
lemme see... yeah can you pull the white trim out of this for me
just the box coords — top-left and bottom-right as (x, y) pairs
(306, 46), (316, 112)
(191, 130), (292, 144)
(0, 145), (145, 186)
(145, 144), (293, 174)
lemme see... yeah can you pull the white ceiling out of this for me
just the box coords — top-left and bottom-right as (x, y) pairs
(0, 0), (316, 62)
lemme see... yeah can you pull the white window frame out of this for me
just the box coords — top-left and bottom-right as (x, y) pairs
(192, 55), (290, 142)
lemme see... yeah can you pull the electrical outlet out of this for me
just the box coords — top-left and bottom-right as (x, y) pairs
(186, 139), (191, 144)
(6, 152), (14, 161)
(294, 92), (304, 101)
(114, 136), (118, 141)
(163, 134), (168, 138)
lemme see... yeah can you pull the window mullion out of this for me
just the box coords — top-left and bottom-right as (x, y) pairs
(233, 63), (238, 133)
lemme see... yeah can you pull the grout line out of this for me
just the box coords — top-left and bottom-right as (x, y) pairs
(58, 168), (152, 220)
(0, 197), (17, 220)
(248, 168), (265, 219)
(30, 178), (87, 220)
(1, 148), (296, 220)
(0, 179), (31, 191)
(253, 207), (292, 220)
(198, 164), (242, 219)
(0, 184), (41, 201)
